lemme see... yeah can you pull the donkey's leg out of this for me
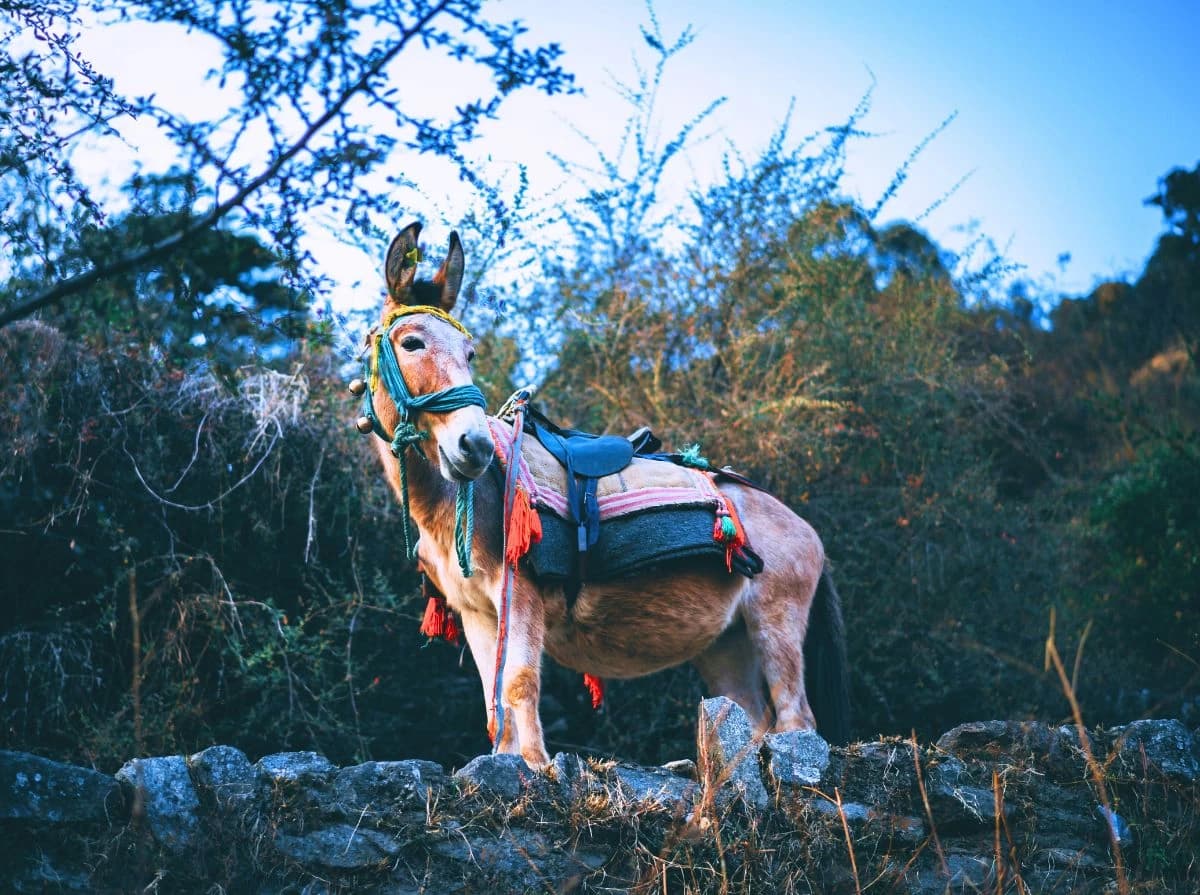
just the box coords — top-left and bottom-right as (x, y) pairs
(692, 618), (772, 734)
(496, 579), (551, 770)
(743, 568), (819, 732)
(459, 607), (517, 756)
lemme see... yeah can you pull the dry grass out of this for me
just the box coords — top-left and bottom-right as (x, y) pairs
(1045, 609), (1130, 895)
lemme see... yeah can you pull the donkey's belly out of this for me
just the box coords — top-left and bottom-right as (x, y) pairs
(541, 567), (744, 678)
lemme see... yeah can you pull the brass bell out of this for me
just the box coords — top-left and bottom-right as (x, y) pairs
(355, 416), (374, 434)
(348, 378), (367, 396)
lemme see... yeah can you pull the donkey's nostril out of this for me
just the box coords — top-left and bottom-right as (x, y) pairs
(460, 430), (494, 468)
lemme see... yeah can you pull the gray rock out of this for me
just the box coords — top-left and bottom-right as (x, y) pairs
(661, 758), (697, 779)
(1023, 780), (1096, 849)
(454, 753), (535, 801)
(1035, 845), (1109, 871)
(811, 798), (870, 824)
(0, 750), (122, 824)
(809, 798), (925, 845)
(944, 853), (992, 888)
(834, 740), (918, 808)
(935, 720), (1095, 781)
(1046, 724), (1099, 775)
(115, 755), (200, 853)
(332, 759), (445, 819)
(901, 854), (994, 894)
(429, 827), (607, 892)
(1110, 719), (1198, 781)
(188, 745), (262, 815)
(549, 752), (605, 804)
(936, 719), (1006, 751)
(763, 728), (830, 788)
(611, 763), (696, 809)
(883, 813), (927, 845)
(696, 696), (769, 809)
(926, 757), (1001, 826)
(256, 880), (336, 895)
(273, 823), (401, 869)
(1023, 868), (1091, 895)
(256, 751), (338, 785)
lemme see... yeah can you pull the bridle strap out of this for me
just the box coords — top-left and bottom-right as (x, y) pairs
(361, 307), (487, 577)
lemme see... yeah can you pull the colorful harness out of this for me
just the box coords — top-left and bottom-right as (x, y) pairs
(355, 306), (760, 744)
(355, 309), (551, 746)
(357, 305), (487, 577)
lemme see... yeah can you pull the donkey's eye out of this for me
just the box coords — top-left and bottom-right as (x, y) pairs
(400, 336), (425, 352)
(467, 348), (476, 363)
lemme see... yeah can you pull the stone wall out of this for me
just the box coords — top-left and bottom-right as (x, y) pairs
(2, 700), (1197, 893)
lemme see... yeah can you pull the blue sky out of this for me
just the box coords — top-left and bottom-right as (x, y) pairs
(79, 0), (1200, 304)
(493, 0), (1200, 294)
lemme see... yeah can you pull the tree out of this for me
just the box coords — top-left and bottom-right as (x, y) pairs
(1142, 162), (1200, 364)
(3, 169), (309, 373)
(0, 0), (574, 327)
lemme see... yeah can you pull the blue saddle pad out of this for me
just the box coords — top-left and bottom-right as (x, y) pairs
(526, 506), (733, 581)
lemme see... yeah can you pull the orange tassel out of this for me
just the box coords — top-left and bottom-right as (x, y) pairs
(419, 579), (461, 645)
(583, 673), (604, 710)
(487, 713), (498, 744)
(504, 485), (543, 565)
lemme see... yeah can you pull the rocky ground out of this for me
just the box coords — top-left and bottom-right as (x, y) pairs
(2, 698), (1197, 893)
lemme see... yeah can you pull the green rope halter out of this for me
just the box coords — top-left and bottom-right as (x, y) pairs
(360, 306), (488, 577)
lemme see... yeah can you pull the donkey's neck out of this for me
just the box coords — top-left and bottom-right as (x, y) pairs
(400, 445), (457, 540)
(392, 441), (503, 593)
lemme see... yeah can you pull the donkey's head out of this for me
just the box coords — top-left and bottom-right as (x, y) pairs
(370, 222), (494, 482)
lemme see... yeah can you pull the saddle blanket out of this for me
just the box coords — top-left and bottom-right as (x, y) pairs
(487, 417), (753, 581)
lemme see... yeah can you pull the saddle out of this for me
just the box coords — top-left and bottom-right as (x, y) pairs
(494, 405), (764, 589)
(525, 408), (660, 554)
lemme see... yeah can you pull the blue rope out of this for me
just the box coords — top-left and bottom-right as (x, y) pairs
(454, 482), (475, 581)
(361, 316), (488, 577)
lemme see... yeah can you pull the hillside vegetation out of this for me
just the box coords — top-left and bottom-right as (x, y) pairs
(2, 146), (1197, 770)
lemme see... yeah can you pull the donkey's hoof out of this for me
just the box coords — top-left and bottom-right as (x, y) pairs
(522, 748), (552, 772)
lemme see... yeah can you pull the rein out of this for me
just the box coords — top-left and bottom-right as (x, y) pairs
(358, 305), (487, 577)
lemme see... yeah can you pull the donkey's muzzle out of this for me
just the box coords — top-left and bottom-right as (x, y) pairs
(458, 429), (495, 476)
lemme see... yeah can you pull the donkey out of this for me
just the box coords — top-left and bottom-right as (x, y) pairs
(363, 222), (849, 769)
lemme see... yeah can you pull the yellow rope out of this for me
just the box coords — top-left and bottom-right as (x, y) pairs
(369, 305), (473, 393)
(382, 305), (473, 338)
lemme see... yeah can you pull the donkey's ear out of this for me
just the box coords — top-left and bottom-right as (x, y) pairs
(384, 222), (423, 304)
(430, 231), (465, 312)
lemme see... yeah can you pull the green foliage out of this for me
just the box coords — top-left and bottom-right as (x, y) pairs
(517, 94), (1069, 743)
(500, 35), (1198, 749)
(0, 5), (1196, 775)
(29, 172), (311, 374)
(1088, 440), (1200, 656)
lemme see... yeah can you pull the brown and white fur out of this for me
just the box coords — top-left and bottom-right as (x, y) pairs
(370, 223), (850, 769)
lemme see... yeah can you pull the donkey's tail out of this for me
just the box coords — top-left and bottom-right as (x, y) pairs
(804, 564), (851, 744)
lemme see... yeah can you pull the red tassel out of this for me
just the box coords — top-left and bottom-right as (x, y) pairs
(419, 579), (461, 645)
(419, 594), (447, 639)
(442, 608), (461, 645)
(504, 485), (543, 565)
(583, 673), (604, 710)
